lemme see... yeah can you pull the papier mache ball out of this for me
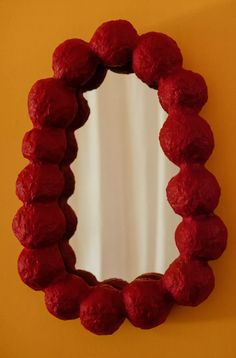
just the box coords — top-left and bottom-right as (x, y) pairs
(166, 165), (221, 216)
(45, 274), (90, 320)
(22, 127), (67, 164)
(61, 166), (75, 199)
(12, 202), (66, 248)
(90, 19), (138, 73)
(80, 285), (126, 335)
(28, 78), (78, 128)
(16, 163), (64, 203)
(81, 64), (107, 92)
(123, 279), (173, 329)
(53, 39), (99, 87)
(69, 93), (90, 130)
(75, 269), (98, 286)
(133, 32), (183, 89)
(18, 245), (65, 290)
(163, 257), (215, 306)
(60, 201), (78, 239)
(158, 69), (208, 113)
(175, 215), (227, 260)
(61, 131), (78, 165)
(101, 278), (128, 290)
(58, 240), (77, 273)
(159, 112), (214, 166)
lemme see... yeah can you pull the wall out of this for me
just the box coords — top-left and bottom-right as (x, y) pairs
(1, 0), (235, 357)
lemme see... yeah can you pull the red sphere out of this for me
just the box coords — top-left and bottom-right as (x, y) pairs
(45, 274), (90, 320)
(60, 201), (77, 239)
(28, 78), (77, 128)
(12, 202), (66, 248)
(22, 127), (67, 164)
(163, 257), (215, 306)
(101, 278), (128, 290)
(53, 39), (99, 87)
(133, 32), (183, 89)
(16, 163), (64, 203)
(136, 272), (163, 281)
(159, 112), (214, 166)
(123, 279), (173, 329)
(61, 166), (75, 199)
(175, 215), (227, 260)
(61, 131), (78, 165)
(166, 165), (221, 216)
(18, 245), (65, 290)
(90, 19), (138, 72)
(81, 64), (107, 92)
(75, 269), (98, 286)
(58, 240), (77, 272)
(158, 69), (208, 113)
(69, 93), (90, 130)
(80, 285), (125, 335)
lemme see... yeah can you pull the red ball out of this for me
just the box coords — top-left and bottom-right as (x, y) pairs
(158, 69), (208, 113)
(53, 39), (99, 87)
(45, 274), (90, 320)
(16, 163), (64, 203)
(90, 19), (138, 72)
(58, 240), (77, 272)
(22, 127), (66, 164)
(80, 285), (125, 335)
(136, 272), (163, 281)
(123, 279), (173, 329)
(163, 257), (215, 306)
(75, 269), (98, 286)
(159, 112), (214, 166)
(166, 165), (221, 216)
(101, 278), (128, 290)
(133, 32), (183, 89)
(61, 131), (78, 165)
(28, 78), (77, 128)
(61, 166), (75, 199)
(81, 64), (107, 92)
(69, 93), (90, 130)
(18, 245), (65, 290)
(12, 202), (66, 248)
(175, 215), (227, 260)
(60, 201), (77, 239)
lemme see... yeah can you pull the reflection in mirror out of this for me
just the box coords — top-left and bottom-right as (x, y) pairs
(69, 71), (180, 282)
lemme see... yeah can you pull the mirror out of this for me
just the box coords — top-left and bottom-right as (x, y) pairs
(69, 71), (180, 282)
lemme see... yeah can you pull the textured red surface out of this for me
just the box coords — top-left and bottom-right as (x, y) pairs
(101, 278), (128, 290)
(60, 201), (78, 239)
(175, 215), (227, 260)
(163, 257), (215, 306)
(12, 202), (66, 248)
(158, 69), (208, 113)
(45, 274), (90, 320)
(61, 131), (78, 165)
(81, 64), (107, 92)
(159, 112), (214, 166)
(123, 279), (173, 329)
(53, 39), (99, 87)
(58, 240), (77, 272)
(69, 93), (90, 130)
(16, 163), (64, 203)
(18, 245), (65, 290)
(136, 272), (163, 281)
(90, 20), (138, 72)
(28, 78), (77, 128)
(22, 127), (67, 164)
(133, 32), (183, 88)
(80, 285), (126, 335)
(167, 165), (221, 216)
(75, 269), (98, 286)
(61, 166), (75, 199)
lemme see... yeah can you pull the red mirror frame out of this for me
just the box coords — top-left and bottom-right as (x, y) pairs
(12, 19), (227, 335)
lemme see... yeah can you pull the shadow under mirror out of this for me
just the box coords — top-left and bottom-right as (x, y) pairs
(69, 71), (180, 282)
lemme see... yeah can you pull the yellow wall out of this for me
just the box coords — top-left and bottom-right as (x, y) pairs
(1, 0), (236, 357)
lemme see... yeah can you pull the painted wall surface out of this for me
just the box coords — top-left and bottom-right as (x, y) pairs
(1, 0), (236, 357)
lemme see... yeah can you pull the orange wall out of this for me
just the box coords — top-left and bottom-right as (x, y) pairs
(1, 0), (236, 357)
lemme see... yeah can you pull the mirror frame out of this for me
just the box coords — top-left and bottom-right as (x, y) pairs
(13, 19), (227, 335)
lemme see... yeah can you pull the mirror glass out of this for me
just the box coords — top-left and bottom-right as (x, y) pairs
(69, 71), (180, 282)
